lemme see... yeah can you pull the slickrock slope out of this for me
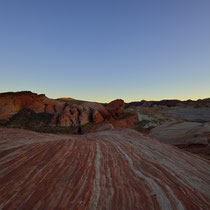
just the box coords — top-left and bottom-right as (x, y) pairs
(126, 98), (210, 131)
(160, 107), (210, 122)
(0, 127), (209, 209)
(150, 122), (210, 146)
(150, 122), (210, 160)
(126, 104), (210, 158)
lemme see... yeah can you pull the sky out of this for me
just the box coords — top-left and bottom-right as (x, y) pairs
(0, 0), (210, 102)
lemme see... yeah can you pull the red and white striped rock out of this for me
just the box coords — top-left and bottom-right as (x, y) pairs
(0, 127), (209, 209)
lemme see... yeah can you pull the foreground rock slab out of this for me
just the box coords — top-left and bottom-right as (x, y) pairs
(0, 128), (210, 209)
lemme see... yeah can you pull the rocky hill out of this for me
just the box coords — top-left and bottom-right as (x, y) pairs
(0, 91), (138, 134)
(0, 127), (209, 209)
(126, 99), (210, 159)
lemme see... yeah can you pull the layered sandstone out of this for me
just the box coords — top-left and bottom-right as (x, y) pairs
(0, 127), (209, 209)
(0, 92), (135, 132)
(0, 91), (63, 119)
(150, 122), (210, 159)
(150, 121), (210, 146)
(126, 101), (210, 158)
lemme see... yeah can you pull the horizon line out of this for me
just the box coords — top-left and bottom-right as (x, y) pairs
(0, 90), (209, 104)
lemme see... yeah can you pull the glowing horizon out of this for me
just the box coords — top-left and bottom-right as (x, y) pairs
(0, 88), (209, 104)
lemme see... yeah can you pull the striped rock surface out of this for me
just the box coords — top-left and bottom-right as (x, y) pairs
(0, 127), (209, 210)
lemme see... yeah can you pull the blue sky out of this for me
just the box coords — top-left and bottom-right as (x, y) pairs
(0, 0), (210, 102)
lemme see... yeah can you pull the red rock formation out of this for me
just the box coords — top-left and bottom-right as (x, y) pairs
(106, 99), (125, 117)
(110, 113), (139, 129)
(92, 109), (104, 123)
(77, 102), (113, 124)
(0, 92), (126, 130)
(0, 127), (209, 209)
(0, 91), (63, 120)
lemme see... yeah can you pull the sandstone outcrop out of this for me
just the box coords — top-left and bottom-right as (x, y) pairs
(0, 127), (209, 209)
(0, 91), (63, 120)
(150, 121), (210, 146)
(160, 107), (210, 122)
(150, 121), (210, 159)
(106, 99), (125, 117)
(126, 101), (210, 158)
(110, 112), (139, 129)
(92, 109), (104, 123)
(0, 91), (131, 133)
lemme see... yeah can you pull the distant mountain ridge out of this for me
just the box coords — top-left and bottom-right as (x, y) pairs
(126, 98), (210, 108)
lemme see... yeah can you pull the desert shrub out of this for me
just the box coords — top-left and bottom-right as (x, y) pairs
(5, 109), (53, 128)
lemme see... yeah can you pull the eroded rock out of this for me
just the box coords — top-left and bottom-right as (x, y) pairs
(0, 127), (209, 209)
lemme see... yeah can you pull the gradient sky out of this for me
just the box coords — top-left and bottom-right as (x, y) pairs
(0, 0), (210, 102)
